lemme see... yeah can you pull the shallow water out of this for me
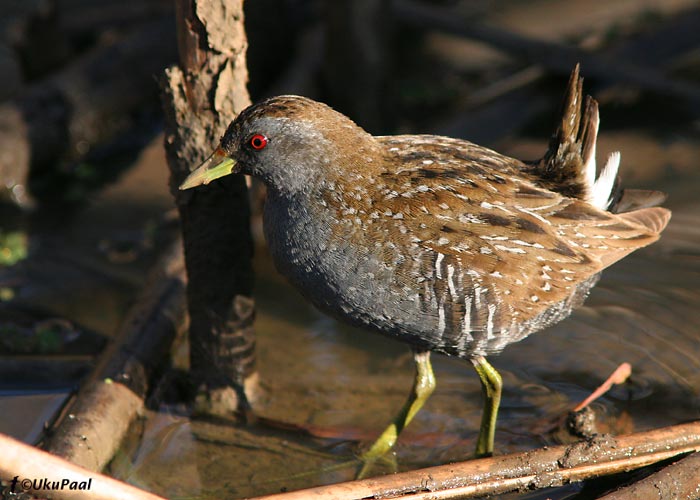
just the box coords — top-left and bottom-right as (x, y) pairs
(109, 178), (700, 498)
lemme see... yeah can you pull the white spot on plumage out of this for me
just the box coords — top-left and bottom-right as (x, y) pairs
(486, 303), (496, 339)
(459, 213), (484, 224)
(512, 239), (545, 248)
(447, 264), (457, 299)
(518, 208), (551, 225)
(438, 301), (446, 335)
(435, 253), (444, 279)
(461, 296), (473, 345)
(494, 244), (527, 254)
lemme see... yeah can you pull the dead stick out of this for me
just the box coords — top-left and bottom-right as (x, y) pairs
(252, 421), (700, 500)
(0, 433), (165, 500)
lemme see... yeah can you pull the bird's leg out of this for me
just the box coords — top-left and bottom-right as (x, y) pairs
(472, 355), (502, 458)
(358, 349), (435, 478)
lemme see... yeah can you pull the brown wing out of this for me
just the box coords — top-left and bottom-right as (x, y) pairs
(327, 135), (669, 344)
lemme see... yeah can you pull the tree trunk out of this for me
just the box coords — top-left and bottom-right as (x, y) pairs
(161, 0), (259, 415)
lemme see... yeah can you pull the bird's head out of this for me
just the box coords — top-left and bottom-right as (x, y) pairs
(180, 96), (379, 197)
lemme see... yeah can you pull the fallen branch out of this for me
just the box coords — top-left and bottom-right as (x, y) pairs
(43, 239), (186, 471)
(252, 421), (700, 500)
(599, 451), (700, 499)
(0, 432), (165, 500)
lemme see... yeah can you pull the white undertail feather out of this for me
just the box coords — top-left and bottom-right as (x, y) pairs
(592, 151), (620, 209)
(584, 108), (619, 210)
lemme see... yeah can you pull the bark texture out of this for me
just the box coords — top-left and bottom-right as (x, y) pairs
(161, 0), (258, 413)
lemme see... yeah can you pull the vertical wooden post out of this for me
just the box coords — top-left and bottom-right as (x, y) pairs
(161, 0), (260, 414)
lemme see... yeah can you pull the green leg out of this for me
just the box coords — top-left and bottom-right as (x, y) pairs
(358, 349), (435, 478)
(472, 355), (502, 458)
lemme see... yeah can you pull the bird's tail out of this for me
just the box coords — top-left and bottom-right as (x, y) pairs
(538, 64), (668, 225)
(537, 64), (619, 209)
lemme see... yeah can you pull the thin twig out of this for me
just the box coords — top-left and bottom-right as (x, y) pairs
(573, 362), (632, 412)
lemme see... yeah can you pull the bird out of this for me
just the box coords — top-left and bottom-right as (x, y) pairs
(180, 65), (671, 476)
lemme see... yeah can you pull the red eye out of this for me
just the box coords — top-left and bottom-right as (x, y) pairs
(249, 134), (268, 150)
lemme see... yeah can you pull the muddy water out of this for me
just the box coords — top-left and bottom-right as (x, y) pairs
(109, 164), (700, 498)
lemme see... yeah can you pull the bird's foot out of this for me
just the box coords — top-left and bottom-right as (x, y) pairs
(356, 448), (398, 479)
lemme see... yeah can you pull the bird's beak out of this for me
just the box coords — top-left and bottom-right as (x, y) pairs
(179, 148), (237, 190)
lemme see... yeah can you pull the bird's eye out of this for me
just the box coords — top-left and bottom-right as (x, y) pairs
(249, 134), (268, 151)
